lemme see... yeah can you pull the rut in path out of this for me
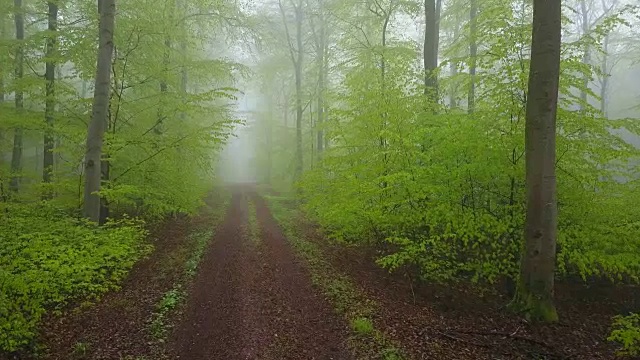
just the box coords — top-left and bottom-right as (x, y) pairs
(169, 187), (351, 359)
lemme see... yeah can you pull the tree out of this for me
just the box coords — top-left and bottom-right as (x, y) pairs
(511, 0), (562, 322)
(43, 0), (59, 191)
(83, 0), (116, 223)
(467, 0), (477, 114)
(9, 0), (24, 193)
(423, 0), (440, 101)
(278, 0), (304, 180)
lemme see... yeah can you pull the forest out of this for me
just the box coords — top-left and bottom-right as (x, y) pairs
(0, 0), (639, 359)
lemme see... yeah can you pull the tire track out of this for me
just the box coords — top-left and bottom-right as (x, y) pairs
(168, 186), (351, 359)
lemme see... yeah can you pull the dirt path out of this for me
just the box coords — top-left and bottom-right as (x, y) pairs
(168, 187), (351, 359)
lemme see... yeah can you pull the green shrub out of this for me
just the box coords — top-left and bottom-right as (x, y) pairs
(0, 202), (150, 352)
(609, 313), (640, 356)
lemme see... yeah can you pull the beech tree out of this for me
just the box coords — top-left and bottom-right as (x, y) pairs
(83, 0), (116, 222)
(43, 0), (59, 190)
(9, 0), (24, 193)
(511, 0), (562, 322)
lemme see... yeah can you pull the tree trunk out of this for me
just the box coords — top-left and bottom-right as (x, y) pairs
(0, 13), (5, 163)
(511, 0), (561, 323)
(83, 0), (116, 222)
(600, 34), (609, 117)
(10, 0), (24, 193)
(423, 0), (439, 101)
(294, 1), (304, 180)
(316, 4), (325, 155)
(156, 36), (171, 134)
(43, 1), (58, 192)
(579, 0), (590, 111)
(467, 0), (477, 114)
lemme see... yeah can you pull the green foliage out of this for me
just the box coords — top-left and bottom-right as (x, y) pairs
(150, 286), (184, 341)
(609, 313), (640, 356)
(296, 0), (640, 288)
(0, 202), (149, 352)
(351, 317), (374, 335)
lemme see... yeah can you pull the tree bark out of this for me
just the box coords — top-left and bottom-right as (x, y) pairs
(316, 2), (325, 154)
(83, 0), (116, 222)
(467, 0), (477, 114)
(0, 13), (5, 162)
(578, 0), (590, 111)
(512, 0), (561, 323)
(600, 33), (609, 117)
(294, 0), (304, 180)
(423, 0), (439, 101)
(43, 1), (59, 191)
(9, 0), (24, 193)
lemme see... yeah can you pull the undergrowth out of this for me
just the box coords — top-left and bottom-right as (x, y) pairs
(608, 313), (640, 357)
(264, 193), (404, 360)
(0, 202), (150, 353)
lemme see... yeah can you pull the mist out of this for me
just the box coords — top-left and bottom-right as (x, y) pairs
(2, 0), (640, 358)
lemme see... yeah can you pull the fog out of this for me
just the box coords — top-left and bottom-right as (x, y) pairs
(216, 0), (640, 188)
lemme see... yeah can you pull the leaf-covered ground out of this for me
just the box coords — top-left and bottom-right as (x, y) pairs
(9, 186), (639, 360)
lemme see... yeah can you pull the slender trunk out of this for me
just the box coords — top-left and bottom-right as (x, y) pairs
(512, 0), (561, 323)
(423, 0), (439, 101)
(83, 0), (116, 222)
(0, 14), (5, 160)
(294, 1), (303, 179)
(316, 6), (325, 154)
(467, 0), (477, 114)
(266, 99), (273, 184)
(10, 0), (24, 193)
(323, 39), (329, 151)
(579, 0), (590, 111)
(600, 34), (609, 117)
(43, 1), (59, 191)
(381, 15), (389, 88)
(157, 36), (171, 134)
(179, 0), (187, 111)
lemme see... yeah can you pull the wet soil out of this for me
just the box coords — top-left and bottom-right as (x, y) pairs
(167, 189), (351, 359)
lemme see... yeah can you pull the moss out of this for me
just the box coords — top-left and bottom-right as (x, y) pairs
(509, 283), (558, 322)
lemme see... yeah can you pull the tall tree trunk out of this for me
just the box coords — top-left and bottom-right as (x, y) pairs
(0, 13), (5, 162)
(83, 0), (116, 222)
(43, 1), (58, 192)
(423, 0), (439, 101)
(467, 0), (477, 114)
(600, 33), (609, 117)
(579, 0), (590, 111)
(511, 0), (561, 323)
(316, 4), (325, 155)
(449, 18), (460, 109)
(294, 1), (303, 180)
(156, 36), (171, 134)
(10, 0), (24, 193)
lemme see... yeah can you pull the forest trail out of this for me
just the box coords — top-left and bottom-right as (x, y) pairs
(168, 186), (351, 359)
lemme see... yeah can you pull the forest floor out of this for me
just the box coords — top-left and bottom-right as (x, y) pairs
(17, 185), (640, 360)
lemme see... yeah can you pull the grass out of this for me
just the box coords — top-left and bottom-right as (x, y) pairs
(263, 193), (405, 360)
